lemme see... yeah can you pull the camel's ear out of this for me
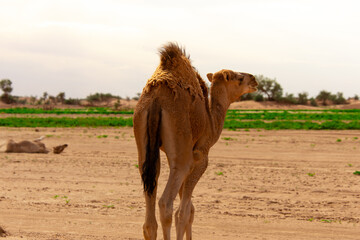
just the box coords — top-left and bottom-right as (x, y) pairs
(206, 73), (213, 82)
(222, 70), (231, 81)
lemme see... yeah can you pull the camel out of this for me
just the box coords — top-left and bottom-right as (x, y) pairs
(4, 139), (49, 153)
(133, 43), (258, 240)
(0, 137), (68, 154)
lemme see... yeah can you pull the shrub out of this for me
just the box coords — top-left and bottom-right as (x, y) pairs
(87, 93), (119, 103)
(297, 92), (309, 105)
(254, 94), (264, 102)
(310, 98), (318, 106)
(280, 93), (297, 104)
(64, 98), (81, 105)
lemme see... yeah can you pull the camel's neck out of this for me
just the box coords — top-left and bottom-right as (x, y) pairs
(209, 83), (231, 145)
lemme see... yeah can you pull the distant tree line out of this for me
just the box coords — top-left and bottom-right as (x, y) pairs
(1, 78), (358, 107)
(0, 79), (128, 109)
(241, 75), (355, 106)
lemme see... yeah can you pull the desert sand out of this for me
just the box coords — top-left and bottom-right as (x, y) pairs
(0, 127), (359, 239)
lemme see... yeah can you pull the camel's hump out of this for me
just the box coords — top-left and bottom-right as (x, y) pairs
(159, 42), (190, 70)
(144, 43), (206, 100)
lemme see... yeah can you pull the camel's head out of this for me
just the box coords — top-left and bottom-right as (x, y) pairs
(207, 69), (258, 102)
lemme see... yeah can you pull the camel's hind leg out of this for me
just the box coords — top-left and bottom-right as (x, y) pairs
(134, 111), (160, 240)
(175, 151), (208, 240)
(141, 160), (160, 240)
(158, 111), (194, 240)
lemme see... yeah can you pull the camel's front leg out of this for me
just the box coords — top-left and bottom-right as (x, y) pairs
(175, 151), (208, 240)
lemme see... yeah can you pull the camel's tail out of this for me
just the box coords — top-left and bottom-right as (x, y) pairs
(142, 100), (162, 196)
(159, 42), (189, 70)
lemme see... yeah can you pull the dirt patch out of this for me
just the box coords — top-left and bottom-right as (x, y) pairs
(0, 127), (359, 239)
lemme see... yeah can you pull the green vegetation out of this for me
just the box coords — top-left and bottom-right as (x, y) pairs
(307, 173), (315, 177)
(103, 204), (115, 209)
(1, 108), (360, 130)
(0, 107), (133, 115)
(215, 171), (224, 176)
(320, 219), (333, 223)
(224, 120), (360, 130)
(353, 171), (360, 176)
(0, 117), (133, 127)
(225, 109), (360, 121)
(222, 137), (236, 141)
(97, 135), (108, 138)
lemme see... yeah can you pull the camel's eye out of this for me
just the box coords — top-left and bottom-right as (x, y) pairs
(238, 77), (244, 84)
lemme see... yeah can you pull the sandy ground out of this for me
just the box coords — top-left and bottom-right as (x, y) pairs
(0, 127), (359, 239)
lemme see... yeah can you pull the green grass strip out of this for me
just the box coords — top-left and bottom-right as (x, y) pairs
(0, 117), (133, 128)
(0, 107), (134, 115)
(224, 120), (360, 130)
(1, 117), (360, 130)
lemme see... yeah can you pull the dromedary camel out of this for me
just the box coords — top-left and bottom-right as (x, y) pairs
(133, 43), (258, 240)
(4, 139), (49, 153)
(1, 137), (68, 154)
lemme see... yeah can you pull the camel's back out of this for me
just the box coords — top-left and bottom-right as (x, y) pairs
(142, 43), (206, 102)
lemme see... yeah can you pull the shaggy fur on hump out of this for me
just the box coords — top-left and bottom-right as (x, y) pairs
(143, 43), (207, 100)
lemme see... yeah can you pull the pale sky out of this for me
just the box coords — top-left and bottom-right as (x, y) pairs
(1, 0), (359, 99)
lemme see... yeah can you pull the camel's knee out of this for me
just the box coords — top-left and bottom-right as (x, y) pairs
(143, 222), (157, 240)
(158, 197), (173, 224)
(176, 202), (193, 225)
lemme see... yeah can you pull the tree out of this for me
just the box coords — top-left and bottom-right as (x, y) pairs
(297, 92), (309, 105)
(56, 92), (65, 104)
(0, 79), (14, 104)
(330, 92), (347, 105)
(42, 92), (48, 102)
(316, 90), (331, 106)
(256, 75), (283, 101)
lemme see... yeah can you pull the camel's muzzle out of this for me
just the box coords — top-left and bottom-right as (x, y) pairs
(249, 75), (258, 91)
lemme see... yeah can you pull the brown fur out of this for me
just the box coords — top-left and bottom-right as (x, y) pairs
(5, 140), (49, 154)
(134, 42), (258, 240)
(53, 144), (68, 154)
(143, 43), (205, 101)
